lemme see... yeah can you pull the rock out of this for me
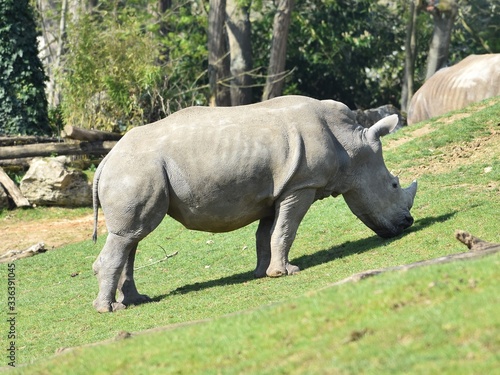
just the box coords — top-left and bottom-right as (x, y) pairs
(355, 105), (406, 132)
(20, 156), (92, 207)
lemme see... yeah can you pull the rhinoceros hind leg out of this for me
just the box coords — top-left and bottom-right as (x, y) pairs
(117, 245), (152, 307)
(92, 233), (138, 313)
(266, 190), (315, 277)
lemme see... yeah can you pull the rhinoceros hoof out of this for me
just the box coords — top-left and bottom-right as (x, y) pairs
(267, 268), (285, 277)
(286, 264), (300, 275)
(93, 299), (113, 313)
(254, 266), (268, 278)
(111, 302), (127, 312)
(267, 264), (300, 277)
(119, 294), (152, 306)
(93, 299), (127, 313)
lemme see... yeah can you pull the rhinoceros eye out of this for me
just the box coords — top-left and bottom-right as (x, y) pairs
(392, 182), (398, 189)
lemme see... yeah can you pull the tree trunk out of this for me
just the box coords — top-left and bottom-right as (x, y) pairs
(208, 0), (231, 106)
(157, 0), (171, 62)
(49, 0), (68, 107)
(158, 0), (171, 13)
(401, 0), (419, 112)
(262, 0), (294, 101)
(62, 125), (122, 142)
(0, 141), (117, 160)
(425, 0), (458, 80)
(0, 136), (60, 147)
(0, 167), (31, 207)
(226, 0), (253, 106)
(36, 0), (58, 107)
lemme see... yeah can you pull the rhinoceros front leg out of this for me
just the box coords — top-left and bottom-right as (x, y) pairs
(117, 244), (152, 307)
(255, 216), (274, 278)
(267, 189), (316, 277)
(92, 233), (139, 313)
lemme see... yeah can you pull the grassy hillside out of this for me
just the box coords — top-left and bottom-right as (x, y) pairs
(2, 97), (499, 373)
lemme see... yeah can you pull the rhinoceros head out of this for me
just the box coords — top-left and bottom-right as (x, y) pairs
(342, 115), (417, 238)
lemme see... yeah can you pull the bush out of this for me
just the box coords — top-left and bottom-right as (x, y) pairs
(0, 0), (51, 135)
(61, 4), (208, 132)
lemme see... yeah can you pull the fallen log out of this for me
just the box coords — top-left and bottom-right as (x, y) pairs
(0, 166), (31, 207)
(328, 230), (500, 287)
(454, 230), (500, 251)
(62, 125), (122, 142)
(0, 140), (117, 160)
(0, 135), (60, 147)
(0, 158), (31, 169)
(0, 242), (46, 263)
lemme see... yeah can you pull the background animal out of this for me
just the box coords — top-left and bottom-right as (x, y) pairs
(408, 54), (500, 124)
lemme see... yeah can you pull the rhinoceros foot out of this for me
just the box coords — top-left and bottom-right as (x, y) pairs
(93, 298), (130, 313)
(93, 300), (112, 313)
(286, 264), (300, 275)
(266, 263), (300, 277)
(117, 293), (152, 307)
(93, 298), (150, 313)
(111, 302), (127, 312)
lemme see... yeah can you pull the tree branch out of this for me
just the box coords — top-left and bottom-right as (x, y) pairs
(134, 248), (179, 271)
(327, 230), (499, 287)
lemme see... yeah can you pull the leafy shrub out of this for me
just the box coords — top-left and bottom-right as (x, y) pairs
(61, 3), (208, 132)
(0, 0), (51, 135)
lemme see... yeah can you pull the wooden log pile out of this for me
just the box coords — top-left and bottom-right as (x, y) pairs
(0, 126), (121, 208)
(0, 125), (121, 162)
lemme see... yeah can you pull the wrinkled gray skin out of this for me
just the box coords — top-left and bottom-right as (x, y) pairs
(92, 96), (417, 313)
(408, 54), (500, 124)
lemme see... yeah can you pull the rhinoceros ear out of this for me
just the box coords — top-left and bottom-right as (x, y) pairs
(366, 114), (399, 140)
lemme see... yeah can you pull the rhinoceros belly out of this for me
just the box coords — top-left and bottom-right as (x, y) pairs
(164, 155), (277, 232)
(157, 120), (298, 232)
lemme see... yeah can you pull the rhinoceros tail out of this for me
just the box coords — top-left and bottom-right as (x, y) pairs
(92, 155), (108, 243)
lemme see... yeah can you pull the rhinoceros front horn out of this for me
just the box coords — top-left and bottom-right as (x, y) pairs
(405, 180), (418, 208)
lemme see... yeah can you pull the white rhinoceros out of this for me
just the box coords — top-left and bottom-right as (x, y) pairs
(408, 53), (500, 124)
(92, 95), (417, 312)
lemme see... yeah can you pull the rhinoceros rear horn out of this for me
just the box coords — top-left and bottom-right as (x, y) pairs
(367, 114), (399, 139)
(405, 180), (418, 208)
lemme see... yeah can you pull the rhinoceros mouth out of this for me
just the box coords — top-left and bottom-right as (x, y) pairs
(374, 214), (414, 238)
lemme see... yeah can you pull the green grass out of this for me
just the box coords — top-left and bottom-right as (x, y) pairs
(10, 254), (500, 375)
(0, 206), (92, 224)
(1, 97), (499, 373)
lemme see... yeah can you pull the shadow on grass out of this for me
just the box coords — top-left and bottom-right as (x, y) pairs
(151, 212), (456, 302)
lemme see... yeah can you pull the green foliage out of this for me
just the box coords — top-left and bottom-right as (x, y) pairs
(56, 0), (500, 129)
(253, 0), (498, 109)
(0, 0), (51, 135)
(256, 0), (409, 109)
(61, 1), (208, 132)
(412, 0), (499, 88)
(451, 0), (500, 57)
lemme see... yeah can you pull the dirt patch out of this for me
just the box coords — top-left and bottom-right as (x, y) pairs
(407, 127), (499, 178)
(385, 124), (434, 150)
(0, 214), (107, 256)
